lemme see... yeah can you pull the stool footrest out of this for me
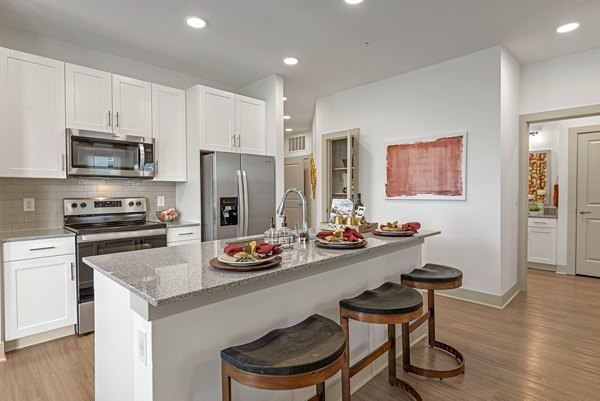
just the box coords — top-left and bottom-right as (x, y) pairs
(404, 340), (465, 379)
(349, 340), (391, 378)
(391, 377), (423, 401)
(408, 311), (430, 334)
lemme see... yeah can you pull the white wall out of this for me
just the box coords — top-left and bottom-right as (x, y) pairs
(521, 47), (600, 114)
(284, 131), (313, 158)
(500, 48), (520, 293)
(315, 47), (507, 295)
(529, 116), (600, 267)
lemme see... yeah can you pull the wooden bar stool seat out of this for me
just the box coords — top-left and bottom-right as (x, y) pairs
(220, 314), (346, 401)
(339, 282), (423, 401)
(401, 263), (465, 380)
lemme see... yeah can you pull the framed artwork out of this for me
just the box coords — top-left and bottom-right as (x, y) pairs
(385, 132), (467, 200)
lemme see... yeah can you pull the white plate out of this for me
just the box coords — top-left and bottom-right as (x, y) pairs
(316, 238), (364, 247)
(217, 254), (277, 266)
(374, 229), (416, 237)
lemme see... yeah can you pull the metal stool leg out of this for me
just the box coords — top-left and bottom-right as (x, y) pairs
(316, 382), (326, 400)
(341, 314), (351, 401)
(221, 361), (232, 401)
(388, 324), (396, 386)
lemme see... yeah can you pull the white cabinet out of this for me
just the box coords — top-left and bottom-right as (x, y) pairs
(152, 84), (187, 182)
(236, 95), (266, 155)
(112, 75), (152, 138)
(167, 225), (201, 246)
(0, 48), (66, 178)
(527, 218), (557, 265)
(65, 63), (152, 138)
(65, 64), (113, 132)
(3, 237), (76, 340)
(189, 85), (266, 154)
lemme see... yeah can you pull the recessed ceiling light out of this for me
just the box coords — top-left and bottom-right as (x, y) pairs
(345, 0), (364, 4)
(556, 22), (579, 33)
(283, 115), (291, 120)
(283, 57), (299, 65)
(283, 96), (287, 101)
(285, 128), (293, 132)
(186, 16), (207, 29)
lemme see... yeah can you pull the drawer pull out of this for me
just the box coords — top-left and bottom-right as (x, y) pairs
(29, 246), (56, 251)
(178, 232), (195, 236)
(533, 222), (547, 224)
(70, 262), (75, 281)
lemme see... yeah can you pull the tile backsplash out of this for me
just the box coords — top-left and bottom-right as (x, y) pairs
(0, 178), (176, 232)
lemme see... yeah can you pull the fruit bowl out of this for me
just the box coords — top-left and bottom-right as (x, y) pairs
(156, 208), (179, 222)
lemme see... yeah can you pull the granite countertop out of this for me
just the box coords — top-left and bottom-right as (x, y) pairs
(84, 230), (440, 307)
(0, 228), (76, 243)
(528, 214), (558, 219)
(148, 220), (201, 228)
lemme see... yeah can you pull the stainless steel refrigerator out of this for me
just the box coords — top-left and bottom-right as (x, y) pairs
(201, 152), (276, 241)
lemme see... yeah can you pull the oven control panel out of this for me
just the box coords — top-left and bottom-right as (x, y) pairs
(64, 198), (147, 216)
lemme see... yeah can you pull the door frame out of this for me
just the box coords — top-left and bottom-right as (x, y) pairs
(518, 104), (600, 291)
(569, 125), (600, 275)
(284, 154), (312, 227)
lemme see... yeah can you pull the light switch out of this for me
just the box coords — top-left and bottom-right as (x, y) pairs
(23, 198), (35, 212)
(157, 196), (165, 207)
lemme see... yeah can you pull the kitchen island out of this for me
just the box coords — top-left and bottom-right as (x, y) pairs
(85, 230), (440, 401)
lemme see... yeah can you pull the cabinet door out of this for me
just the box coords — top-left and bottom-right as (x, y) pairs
(235, 95), (266, 155)
(200, 87), (236, 152)
(4, 254), (76, 340)
(112, 75), (152, 138)
(0, 48), (66, 178)
(152, 84), (187, 181)
(527, 227), (557, 265)
(65, 64), (113, 133)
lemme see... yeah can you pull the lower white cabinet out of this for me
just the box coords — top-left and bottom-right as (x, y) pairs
(167, 225), (201, 247)
(527, 218), (557, 265)
(3, 239), (76, 341)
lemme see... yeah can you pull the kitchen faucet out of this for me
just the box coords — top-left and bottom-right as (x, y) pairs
(276, 188), (309, 242)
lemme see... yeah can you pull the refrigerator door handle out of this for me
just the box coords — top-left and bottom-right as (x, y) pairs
(242, 170), (250, 237)
(236, 169), (245, 237)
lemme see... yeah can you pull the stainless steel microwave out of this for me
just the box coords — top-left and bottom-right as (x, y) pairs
(66, 129), (155, 179)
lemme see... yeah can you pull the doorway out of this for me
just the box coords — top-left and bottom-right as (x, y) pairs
(284, 155), (312, 228)
(519, 105), (600, 290)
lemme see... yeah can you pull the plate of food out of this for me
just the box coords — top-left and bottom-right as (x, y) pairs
(315, 228), (367, 248)
(217, 241), (282, 266)
(373, 221), (421, 237)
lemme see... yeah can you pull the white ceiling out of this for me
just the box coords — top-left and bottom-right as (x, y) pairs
(1, 0), (600, 133)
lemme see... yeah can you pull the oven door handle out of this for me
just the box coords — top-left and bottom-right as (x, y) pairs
(78, 228), (166, 243)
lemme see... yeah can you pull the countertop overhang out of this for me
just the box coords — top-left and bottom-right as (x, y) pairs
(85, 230), (440, 311)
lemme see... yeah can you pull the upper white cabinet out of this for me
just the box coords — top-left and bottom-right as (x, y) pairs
(112, 75), (152, 138)
(65, 64), (112, 133)
(188, 85), (266, 154)
(152, 84), (187, 182)
(66, 63), (152, 139)
(0, 48), (66, 178)
(236, 95), (266, 155)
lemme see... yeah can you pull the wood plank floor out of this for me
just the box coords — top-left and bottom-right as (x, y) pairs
(0, 269), (598, 401)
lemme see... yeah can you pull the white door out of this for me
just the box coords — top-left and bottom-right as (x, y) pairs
(0, 48), (66, 178)
(65, 64), (113, 133)
(200, 87), (236, 152)
(112, 75), (152, 138)
(152, 84), (187, 182)
(235, 95), (266, 155)
(576, 130), (600, 277)
(4, 254), (76, 340)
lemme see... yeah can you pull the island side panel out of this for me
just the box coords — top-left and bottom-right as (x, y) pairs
(146, 245), (422, 401)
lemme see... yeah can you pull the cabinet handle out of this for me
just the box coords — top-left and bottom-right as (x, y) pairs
(62, 154), (66, 171)
(115, 112), (120, 128)
(70, 262), (75, 281)
(29, 246), (56, 251)
(178, 232), (194, 236)
(533, 222), (547, 225)
(231, 134), (236, 150)
(108, 110), (112, 128)
(237, 134), (241, 149)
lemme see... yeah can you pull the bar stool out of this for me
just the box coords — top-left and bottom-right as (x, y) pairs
(400, 263), (465, 379)
(339, 282), (424, 401)
(220, 314), (346, 401)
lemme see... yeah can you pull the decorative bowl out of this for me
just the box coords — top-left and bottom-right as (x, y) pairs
(156, 209), (179, 222)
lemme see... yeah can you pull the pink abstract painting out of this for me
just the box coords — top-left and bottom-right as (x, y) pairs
(385, 133), (467, 200)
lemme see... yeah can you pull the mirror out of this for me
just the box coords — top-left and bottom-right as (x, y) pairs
(528, 150), (551, 205)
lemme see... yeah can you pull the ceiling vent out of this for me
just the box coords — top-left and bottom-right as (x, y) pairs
(288, 135), (306, 152)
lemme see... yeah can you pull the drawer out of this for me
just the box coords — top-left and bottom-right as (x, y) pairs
(3, 237), (76, 262)
(167, 226), (201, 243)
(528, 218), (557, 229)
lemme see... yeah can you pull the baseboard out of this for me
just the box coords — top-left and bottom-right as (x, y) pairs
(4, 325), (75, 353)
(437, 281), (521, 310)
(323, 326), (427, 401)
(528, 262), (556, 272)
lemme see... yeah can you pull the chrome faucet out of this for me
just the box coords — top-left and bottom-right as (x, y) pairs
(277, 188), (309, 242)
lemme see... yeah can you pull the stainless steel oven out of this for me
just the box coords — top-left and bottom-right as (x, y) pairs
(64, 198), (166, 334)
(67, 128), (155, 178)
